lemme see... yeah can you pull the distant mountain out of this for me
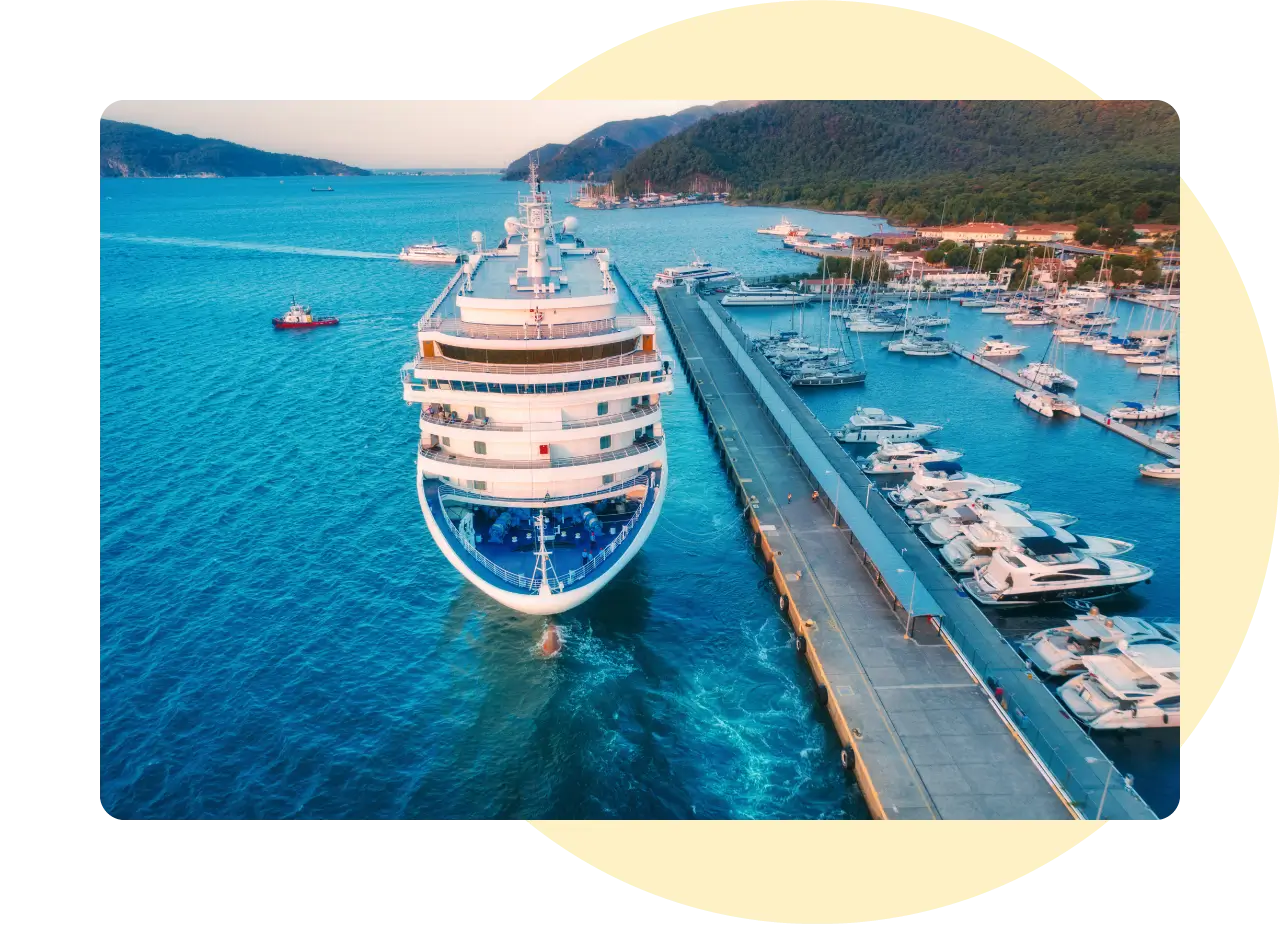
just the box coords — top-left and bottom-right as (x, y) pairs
(502, 101), (756, 182)
(100, 120), (370, 178)
(612, 100), (1180, 226)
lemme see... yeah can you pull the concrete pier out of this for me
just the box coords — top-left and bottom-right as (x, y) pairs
(951, 345), (1180, 458)
(656, 284), (1156, 820)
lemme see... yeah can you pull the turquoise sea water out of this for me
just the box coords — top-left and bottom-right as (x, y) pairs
(101, 175), (1177, 818)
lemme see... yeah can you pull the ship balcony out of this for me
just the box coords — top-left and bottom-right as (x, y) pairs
(418, 314), (655, 345)
(412, 349), (662, 381)
(401, 363), (672, 404)
(419, 402), (662, 441)
(418, 436), (666, 484)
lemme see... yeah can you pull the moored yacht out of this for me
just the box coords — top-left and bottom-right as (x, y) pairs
(857, 442), (962, 475)
(1155, 426), (1181, 446)
(1016, 387), (1081, 418)
(1139, 460), (1181, 480)
(652, 255), (737, 289)
(834, 408), (942, 445)
(915, 496), (1076, 538)
(756, 216), (812, 236)
(979, 334), (1026, 357)
(1109, 400), (1179, 421)
(887, 461), (1020, 506)
(1021, 608), (1179, 677)
(1139, 363), (1180, 378)
(1019, 362), (1078, 390)
(1058, 644), (1181, 729)
(403, 164), (671, 615)
(962, 541), (1153, 607)
(938, 514), (1135, 575)
(399, 240), (463, 264)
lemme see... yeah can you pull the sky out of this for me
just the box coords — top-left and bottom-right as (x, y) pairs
(102, 101), (715, 169)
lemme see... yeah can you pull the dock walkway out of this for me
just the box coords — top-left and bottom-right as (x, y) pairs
(951, 345), (1179, 458)
(657, 284), (1156, 819)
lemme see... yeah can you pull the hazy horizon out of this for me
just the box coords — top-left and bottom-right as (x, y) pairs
(102, 101), (716, 170)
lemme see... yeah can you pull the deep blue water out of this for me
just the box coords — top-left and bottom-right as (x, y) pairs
(101, 175), (1177, 818)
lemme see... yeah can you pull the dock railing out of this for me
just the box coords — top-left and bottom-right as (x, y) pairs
(687, 292), (1157, 820)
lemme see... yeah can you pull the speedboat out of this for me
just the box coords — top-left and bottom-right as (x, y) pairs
(1139, 460), (1181, 480)
(979, 335), (1026, 358)
(756, 216), (812, 236)
(1156, 426), (1181, 446)
(938, 515), (1135, 575)
(858, 442), (962, 475)
(1019, 363), (1078, 390)
(920, 498), (1077, 544)
(653, 256), (737, 289)
(886, 461), (1020, 506)
(399, 241), (463, 264)
(1015, 388), (1081, 418)
(1109, 401), (1179, 421)
(1058, 644), (1180, 729)
(272, 300), (339, 329)
(1139, 363), (1180, 378)
(833, 407), (941, 445)
(721, 284), (812, 306)
(1021, 608), (1179, 677)
(961, 541), (1154, 607)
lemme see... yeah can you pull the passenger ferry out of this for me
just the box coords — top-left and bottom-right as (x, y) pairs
(401, 164), (672, 614)
(399, 241), (463, 264)
(756, 216), (812, 236)
(652, 256), (736, 289)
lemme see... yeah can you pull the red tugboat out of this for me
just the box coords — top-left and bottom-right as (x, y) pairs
(272, 300), (339, 329)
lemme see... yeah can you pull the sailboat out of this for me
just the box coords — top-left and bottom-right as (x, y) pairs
(1110, 343), (1179, 420)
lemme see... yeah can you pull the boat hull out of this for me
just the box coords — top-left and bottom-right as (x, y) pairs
(272, 318), (339, 329)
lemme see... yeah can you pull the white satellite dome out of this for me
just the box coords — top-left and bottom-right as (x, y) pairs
(503, 217), (520, 235)
(470, 230), (485, 246)
(562, 215), (579, 233)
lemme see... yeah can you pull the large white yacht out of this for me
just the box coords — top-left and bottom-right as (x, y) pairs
(937, 512), (1135, 575)
(757, 216), (812, 236)
(399, 241), (463, 264)
(887, 461), (1020, 506)
(652, 255), (736, 289)
(979, 335), (1026, 357)
(918, 498), (1077, 545)
(402, 164), (672, 615)
(833, 407), (941, 445)
(857, 442), (962, 475)
(1021, 608), (1179, 677)
(1058, 644), (1181, 729)
(961, 540), (1154, 607)
(720, 284), (812, 306)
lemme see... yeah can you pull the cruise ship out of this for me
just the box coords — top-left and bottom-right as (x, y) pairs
(401, 165), (672, 614)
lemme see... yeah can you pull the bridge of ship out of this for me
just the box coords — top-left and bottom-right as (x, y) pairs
(421, 469), (660, 595)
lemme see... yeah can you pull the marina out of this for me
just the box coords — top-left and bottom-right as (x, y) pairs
(657, 283), (1154, 819)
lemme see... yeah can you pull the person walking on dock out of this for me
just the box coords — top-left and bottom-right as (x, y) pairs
(811, 490), (819, 503)
(787, 493), (793, 503)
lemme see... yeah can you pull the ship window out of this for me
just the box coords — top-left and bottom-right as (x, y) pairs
(469, 480), (486, 491)
(501, 384), (517, 394)
(1155, 696), (1180, 708)
(566, 381), (580, 392)
(441, 437), (451, 447)
(462, 382), (475, 392)
(593, 379), (605, 389)
(645, 424), (654, 438)
(450, 381), (463, 391)
(427, 379), (439, 389)
(630, 397), (639, 408)
(641, 371), (651, 382)
(602, 474), (614, 485)
(474, 407), (486, 419)
(474, 441), (487, 455)
(534, 384), (547, 394)
(600, 435), (612, 450)
(1032, 575), (1077, 582)
(605, 376), (618, 387)
(598, 402), (609, 416)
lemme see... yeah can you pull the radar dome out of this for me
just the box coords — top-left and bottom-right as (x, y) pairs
(562, 215), (579, 233)
(470, 230), (485, 245)
(503, 217), (520, 235)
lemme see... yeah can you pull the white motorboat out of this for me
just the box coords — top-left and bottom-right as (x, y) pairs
(886, 461), (1020, 505)
(1019, 362), (1078, 390)
(1124, 350), (1167, 365)
(1008, 312), (1053, 326)
(938, 514), (1135, 575)
(959, 298), (997, 308)
(1015, 388), (1081, 418)
(1053, 327), (1084, 343)
(833, 407), (942, 445)
(756, 216), (812, 236)
(722, 284), (812, 306)
(900, 334), (952, 357)
(1021, 608), (1179, 677)
(1077, 332), (1110, 348)
(1109, 400), (1179, 421)
(653, 255), (737, 289)
(848, 313), (909, 334)
(911, 314), (952, 329)
(962, 541), (1154, 607)
(1058, 644), (1180, 729)
(1139, 364), (1180, 378)
(399, 240), (463, 264)
(919, 498), (1077, 545)
(858, 442), (962, 475)
(979, 335), (1026, 358)
(1139, 460), (1181, 480)
(1155, 426), (1180, 446)
(981, 303), (1019, 314)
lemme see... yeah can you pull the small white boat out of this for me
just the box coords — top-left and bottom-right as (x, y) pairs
(960, 298), (997, 308)
(1021, 608), (1179, 677)
(1139, 364), (1180, 378)
(834, 407), (942, 445)
(1124, 351), (1167, 365)
(1015, 388), (1081, 418)
(979, 335), (1026, 358)
(981, 303), (1019, 314)
(757, 216), (812, 236)
(1008, 313), (1053, 326)
(1139, 460), (1181, 480)
(1156, 426), (1180, 446)
(1058, 644), (1180, 729)
(1109, 401), (1179, 421)
(1019, 362), (1078, 390)
(722, 284), (812, 306)
(858, 442), (962, 474)
(399, 241), (462, 264)
(897, 334), (952, 357)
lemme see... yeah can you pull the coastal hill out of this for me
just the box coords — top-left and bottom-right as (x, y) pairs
(502, 101), (756, 182)
(100, 120), (370, 178)
(612, 101), (1179, 226)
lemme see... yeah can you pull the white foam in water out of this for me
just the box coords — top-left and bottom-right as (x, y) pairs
(100, 233), (397, 261)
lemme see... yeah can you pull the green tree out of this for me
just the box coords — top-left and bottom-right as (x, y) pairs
(1074, 222), (1099, 246)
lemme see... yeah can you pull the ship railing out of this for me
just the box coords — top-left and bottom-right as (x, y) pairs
(418, 316), (651, 340)
(420, 436), (664, 470)
(436, 471), (653, 507)
(560, 497), (646, 586)
(414, 350), (661, 378)
(437, 509), (541, 591)
(415, 266), (468, 327)
(421, 403), (659, 432)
